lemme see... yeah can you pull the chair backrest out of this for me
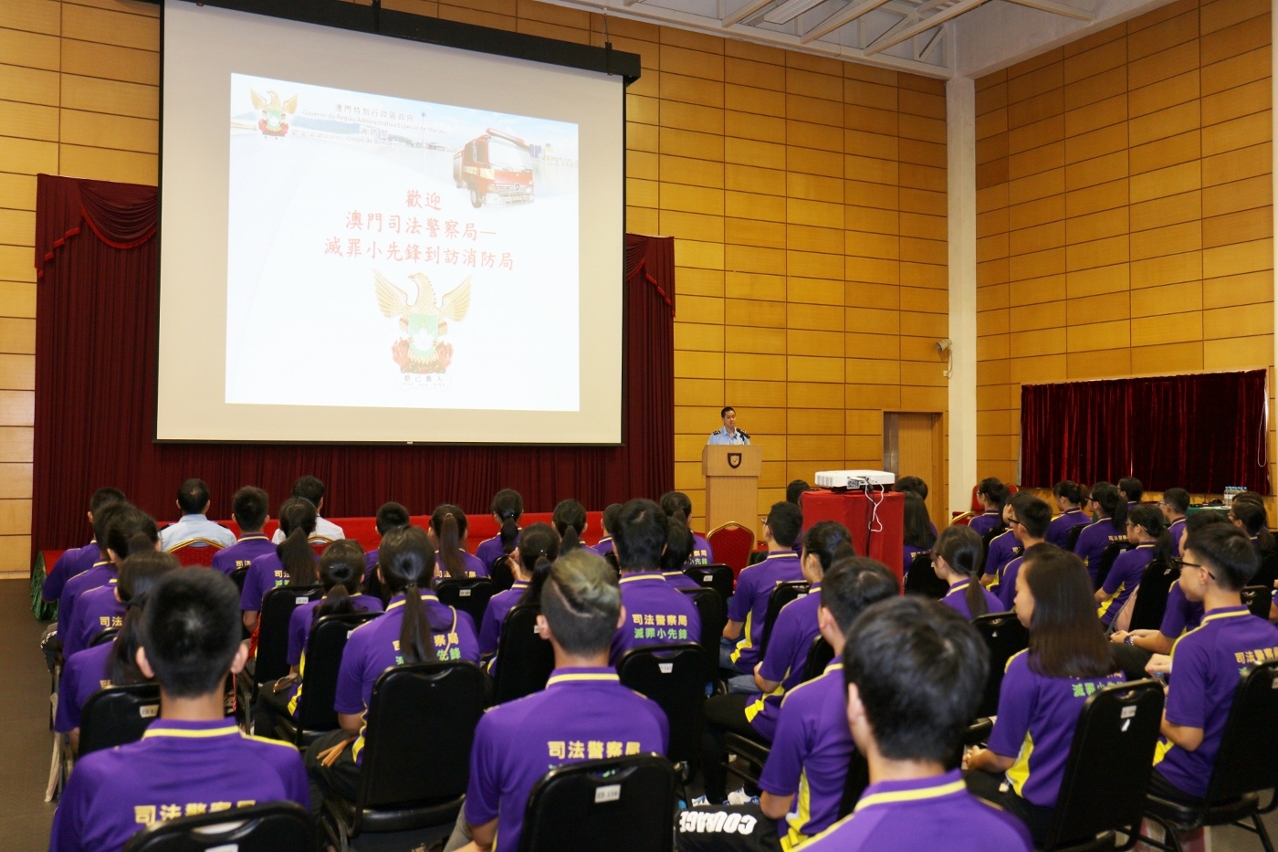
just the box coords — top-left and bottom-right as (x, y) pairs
(1066, 523), (1085, 552)
(1126, 559), (1176, 631)
(520, 754), (676, 852)
(121, 801), (315, 852)
(1253, 548), (1278, 590)
(680, 587), (726, 685)
(358, 661), (487, 812)
(1041, 680), (1165, 850)
(167, 538), (225, 567)
(759, 581), (811, 659)
(1204, 659), (1278, 804)
(951, 511), (975, 527)
(800, 636), (835, 683)
(435, 577), (493, 631)
(705, 523), (756, 576)
(89, 626), (120, 648)
(902, 553), (948, 600)
(492, 603), (556, 705)
(617, 644), (704, 765)
(980, 526), (1006, 561)
(970, 611), (1029, 719)
(836, 749), (871, 819)
(230, 566), (250, 594)
(309, 537), (334, 558)
(489, 555), (515, 594)
(294, 610), (380, 735)
(79, 682), (161, 756)
(1094, 541), (1132, 590)
(255, 584), (322, 684)
(1242, 585), (1273, 619)
(684, 563), (734, 600)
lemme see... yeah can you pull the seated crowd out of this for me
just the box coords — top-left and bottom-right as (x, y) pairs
(42, 473), (1278, 852)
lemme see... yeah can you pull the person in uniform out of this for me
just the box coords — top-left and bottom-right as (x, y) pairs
(708, 406), (750, 445)
(211, 486), (274, 577)
(158, 478), (237, 550)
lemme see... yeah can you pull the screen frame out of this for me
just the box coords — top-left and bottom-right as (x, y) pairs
(155, 0), (640, 447)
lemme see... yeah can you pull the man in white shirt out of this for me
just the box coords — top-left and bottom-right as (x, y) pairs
(271, 475), (345, 543)
(707, 406), (750, 445)
(159, 478), (238, 550)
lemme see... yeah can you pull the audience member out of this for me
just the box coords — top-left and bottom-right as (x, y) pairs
(431, 504), (486, 579)
(1229, 497), (1273, 556)
(901, 493), (936, 578)
(50, 569), (308, 852)
(1073, 482), (1127, 584)
(934, 525), (1000, 619)
(552, 498), (588, 554)
(211, 486), (273, 577)
(1158, 488), (1189, 557)
(477, 488), (523, 573)
(1118, 477), (1144, 509)
(893, 476), (937, 536)
(159, 478), (237, 550)
(662, 509), (702, 589)
(994, 493), (1051, 609)
(43, 487), (125, 604)
(57, 502), (132, 640)
(966, 546), (1123, 843)
(365, 501), (410, 575)
(786, 479), (812, 506)
(661, 491), (713, 565)
(241, 497), (319, 634)
(968, 478), (1008, 539)
(446, 549), (668, 852)
(1095, 504), (1169, 629)
(982, 502), (1021, 588)
(592, 502), (621, 560)
(62, 507), (160, 659)
(802, 597), (1030, 851)
(1045, 481), (1089, 549)
(271, 476), (344, 543)
(479, 523), (559, 664)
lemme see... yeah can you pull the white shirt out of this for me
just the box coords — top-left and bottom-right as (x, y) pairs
(159, 514), (238, 550)
(271, 515), (345, 544)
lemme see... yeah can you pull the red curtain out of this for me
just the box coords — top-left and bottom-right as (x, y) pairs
(32, 174), (674, 557)
(1020, 370), (1270, 493)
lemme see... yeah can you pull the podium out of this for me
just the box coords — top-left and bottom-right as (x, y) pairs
(701, 445), (762, 532)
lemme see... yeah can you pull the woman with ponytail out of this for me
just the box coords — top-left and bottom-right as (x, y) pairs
(240, 497), (319, 633)
(552, 498), (587, 555)
(479, 523), (559, 671)
(1096, 504), (1169, 628)
(55, 550), (180, 751)
(430, 504), (486, 579)
(309, 526), (480, 806)
(1046, 481), (1089, 548)
(934, 525), (1002, 619)
(1072, 482), (1128, 585)
(61, 506), (160, 658)
(477, 489), (524, 574)
(661, 509), (701, 589)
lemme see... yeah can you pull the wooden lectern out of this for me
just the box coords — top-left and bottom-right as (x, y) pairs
(702, 445), (762, 532)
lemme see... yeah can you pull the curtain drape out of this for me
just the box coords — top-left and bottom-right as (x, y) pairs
(32, 174), (674, 559)
(1020, 370), (1270, 493)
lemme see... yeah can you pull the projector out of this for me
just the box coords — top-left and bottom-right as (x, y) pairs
(815, 470), (896, 489)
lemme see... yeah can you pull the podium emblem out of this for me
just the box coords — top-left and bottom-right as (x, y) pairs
(727, 452), (742, 469)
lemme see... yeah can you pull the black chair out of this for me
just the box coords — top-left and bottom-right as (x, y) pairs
(239, 584), (322, 711)
(800, 635), (835, 683)
(680, 586), (727, 686)
(364, 567), (387, 605)
(492, 603), (555, 705)
(1094, 541), (1132, 591)
(321, 661), (487, 851)
(1254, 548), (1278, 591)
(435, 577), (493, 633)
(1066, 523), (1086, 553)
(1141, 659), (1278, 852)
(1038, 679), (1165, 851)
(79, 682), (161, 756)
(520, 754), (677, 852)
(230, 566), (249, 594)
(902, 552), (948, 600)
(273, 610), (379, 747)
(1126, 559), (1176, 632)
(685, 564), (734, 601)
(836, 749), (871, 818)
(758, 581), (811, 660)
(966, 611), (1028, 743)
(89, 626), (119, 648)
(489, 554), (515, 594)
(981, 525), (1007, 560)
(122, 801), (315, 852)
(617, 644), (704, 766)
(1242, 585), (1273, 619)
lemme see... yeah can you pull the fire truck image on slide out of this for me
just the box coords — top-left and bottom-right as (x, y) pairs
(452, 129), (534, 208)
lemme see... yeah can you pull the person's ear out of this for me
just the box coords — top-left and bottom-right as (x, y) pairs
(317, 497), (325, 514)
(616, 604), (628, 631)
(201, 501), (212, 515)
(175, 499), (182, 513)
(87, 510), (94, 526)
(376, 567), (385, 585)
(154, 539), (162, 552)
(136, 646), (155, 680)
(228, 641), (250, 676)
(107, 547), (122, 565)
(535, 613), (552, 642)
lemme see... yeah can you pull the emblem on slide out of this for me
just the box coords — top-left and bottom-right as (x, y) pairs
(250, 89), (298, 137)
(374, 270), (473, 374)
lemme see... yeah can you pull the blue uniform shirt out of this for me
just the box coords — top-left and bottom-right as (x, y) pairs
(158, 514), (237, 550)
(211, 534), (275, 577)
(728, 552), (805, 670)
(611, 572), (702, 665)
(707, 427), (750, 445)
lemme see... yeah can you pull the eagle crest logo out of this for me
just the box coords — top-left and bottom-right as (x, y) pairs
(250, 88), (298, 137)
(374, 270), (472, 374)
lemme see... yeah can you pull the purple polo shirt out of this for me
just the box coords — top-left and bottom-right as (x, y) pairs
(477, 531), (518, 573)
(44, 541), (99, 603)
(65, 580), (124, 658)
(1099, 543), (1155, 626)
(1074, 517), (1125, 583)
(479, 581), (528, 657)
(1167, 518), (1186, 557)
(50, 718), (307, 852)
(967, 512), (1002, 539)
(611, 572), (702, 665)
(689, 533), (714, 567)
(334, 592), (480, 763)
(728, 552), (805, 670)
(759, 663), (854, 848)
(1154, 606), (1278, 798)
(434, 551), (488, 579)
(1159, 582), (1204, 640)
(286, 594), (384, 667)
(747, 584), (822, 742)
(365, 548), (379, 575)
(984, 530), (1021, 580)
(55, 642), (114, 733)
(591, 535), (614, 559)
(902, 544), (928, 578)
(463, 667), (668, 852)
(239, 551), (318, 613)
(58, 561), (114, 645)
(211, 535), (275, 577)
(664, 570), (701, 591)
(988, 650), (1125, 807)
(997, 555), (1026, 611)
(802, 769), (1032, 852)
(941, 579), (1003, 620)
(1046, 510), (1090, 549)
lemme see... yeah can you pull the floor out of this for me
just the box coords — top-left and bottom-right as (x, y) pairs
(2, 577), (1275, 851)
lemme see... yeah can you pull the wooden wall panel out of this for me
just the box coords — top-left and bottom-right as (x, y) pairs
(975, 0), (1275, 493)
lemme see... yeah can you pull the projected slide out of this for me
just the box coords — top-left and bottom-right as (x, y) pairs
(225, 74), (580, 411)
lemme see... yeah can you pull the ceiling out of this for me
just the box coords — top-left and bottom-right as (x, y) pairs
(542, 0), (1176, 78)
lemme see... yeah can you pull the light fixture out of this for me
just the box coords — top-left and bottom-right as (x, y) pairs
(937, 338), (952, 378)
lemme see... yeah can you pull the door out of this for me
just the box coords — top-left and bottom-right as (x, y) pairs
(883, 412), (945, 527)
